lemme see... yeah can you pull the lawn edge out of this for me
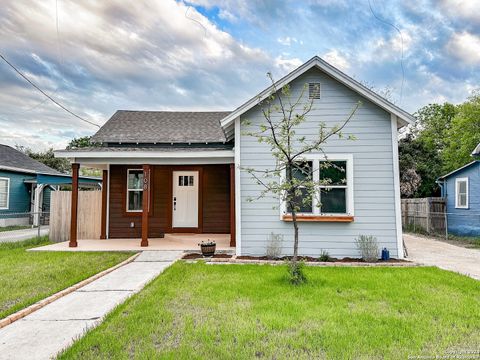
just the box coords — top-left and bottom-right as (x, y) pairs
(0, 251), (140, 329)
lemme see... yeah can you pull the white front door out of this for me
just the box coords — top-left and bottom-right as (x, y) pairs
(172, 171), (199, 228)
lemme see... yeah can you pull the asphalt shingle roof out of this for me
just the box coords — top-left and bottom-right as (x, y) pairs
(0, 144), (63, 175)
(91, 111), (231, 144)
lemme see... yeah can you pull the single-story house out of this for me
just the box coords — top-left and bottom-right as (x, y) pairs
(0, 144), (100, 227)
(56, 56), (415, 258)
(437, 144), (480, 236)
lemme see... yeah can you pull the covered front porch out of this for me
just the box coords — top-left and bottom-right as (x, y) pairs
(30, 233), (232, 252)
(57, 146), (236, 251)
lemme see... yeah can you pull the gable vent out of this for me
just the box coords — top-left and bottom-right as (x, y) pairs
(308, 82), (321, 99)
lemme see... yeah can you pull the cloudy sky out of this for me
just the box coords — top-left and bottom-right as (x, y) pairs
(0, 0), (479, 150)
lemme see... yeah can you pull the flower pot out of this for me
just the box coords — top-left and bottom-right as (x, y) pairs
(200, 243), (216, 257)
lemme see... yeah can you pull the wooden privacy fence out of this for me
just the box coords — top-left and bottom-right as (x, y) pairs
(401, 197), (446, 234)
(50, 191), (102, 242)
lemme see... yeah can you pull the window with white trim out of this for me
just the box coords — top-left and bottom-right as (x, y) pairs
(0, 177), (9, 210)
(127, 169), (143, 212)
(455, 177), (468, 209)
(282, 154), (354, 216)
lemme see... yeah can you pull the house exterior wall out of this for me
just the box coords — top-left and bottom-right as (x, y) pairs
(108, 164), (230, 238)
(0, 170), (33, 226)
(442, 162), (480, 236)
(239, 67), (400, 258)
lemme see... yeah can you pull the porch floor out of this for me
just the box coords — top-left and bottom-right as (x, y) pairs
(29, 233), (233, 252)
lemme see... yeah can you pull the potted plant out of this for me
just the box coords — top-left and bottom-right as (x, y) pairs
(198, 240), (216, 257)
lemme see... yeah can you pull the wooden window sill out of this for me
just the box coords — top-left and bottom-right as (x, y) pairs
(282, 215), (354, 222)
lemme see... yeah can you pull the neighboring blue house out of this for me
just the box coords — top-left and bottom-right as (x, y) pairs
(0, 144), (100, 227)
(437, 144), (480, 236)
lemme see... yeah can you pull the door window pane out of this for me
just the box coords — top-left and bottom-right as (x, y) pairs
(321, 188), (346, 213)
(189, 176), (194, 186)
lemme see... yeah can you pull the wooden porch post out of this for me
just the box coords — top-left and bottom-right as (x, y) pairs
(100, 169), (108, 239)
(141, 164), (150, 247)
(229, 163), (236, 247)
(69, 163), (79, 247)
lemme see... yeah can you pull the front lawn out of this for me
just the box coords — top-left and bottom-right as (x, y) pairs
(0, 225), (31, 232)
(60, 262), (480, 359)
(0, 237), (133, 319)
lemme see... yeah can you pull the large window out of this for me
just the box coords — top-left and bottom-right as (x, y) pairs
(0, 177), (9, 210)
(455, 177), (468, 209)
(282, 154), (354, 217)
(127, 169), (143, 212)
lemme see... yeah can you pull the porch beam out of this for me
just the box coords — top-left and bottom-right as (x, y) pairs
(141, 164), (150, 247)
(100, 169), (108, 239)
(69, 163), (79, 247)
(229, 163), (236, 247)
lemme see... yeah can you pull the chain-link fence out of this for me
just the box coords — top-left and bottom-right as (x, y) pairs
(0, 211), (49, 243)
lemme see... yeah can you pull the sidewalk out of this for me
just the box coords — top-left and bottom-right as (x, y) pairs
(0, 227), (49, 243)
(0, 250), (182, 360)
(404, 233), (480, 280)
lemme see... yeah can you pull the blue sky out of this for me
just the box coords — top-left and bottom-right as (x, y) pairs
(0, 0), (478, 150)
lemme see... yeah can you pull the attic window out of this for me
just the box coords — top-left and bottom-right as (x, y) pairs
(308, 83), (321, 99)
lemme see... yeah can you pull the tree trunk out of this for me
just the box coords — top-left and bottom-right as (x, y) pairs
(292, 210), (299, 264)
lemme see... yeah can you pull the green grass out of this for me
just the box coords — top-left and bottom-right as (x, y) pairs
(0, 237), (133, 319)
(0, 225), (31, 232)
(59, 262), (480, 359)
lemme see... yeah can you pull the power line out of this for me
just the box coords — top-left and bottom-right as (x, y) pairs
(0, 52), (100, 128)
(368, 0), (405, 104)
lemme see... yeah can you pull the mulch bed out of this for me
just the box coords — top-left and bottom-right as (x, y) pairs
(182, 253), (233, 260)
(236, 255), (408, 263)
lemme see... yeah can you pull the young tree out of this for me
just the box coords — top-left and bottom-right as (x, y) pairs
(242, 74), (360, 284)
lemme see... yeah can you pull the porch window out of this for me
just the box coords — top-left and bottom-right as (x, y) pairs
(0, 177), (9, 210)
(282, 154), (354, 218)
(455, 177), (468, 209)
(127, 169), (143, 212)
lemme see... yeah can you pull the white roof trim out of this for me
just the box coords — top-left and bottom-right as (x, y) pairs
(437, 160), (479, 180)
(220, 56), (415, 129)
(55, 149), (235, 159)
(0, 165), (37, 174)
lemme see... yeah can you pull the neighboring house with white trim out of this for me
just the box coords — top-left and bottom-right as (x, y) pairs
(0, 144), (100, 227)
(437, 144), (480, 236)
(56, 56), (414, 258)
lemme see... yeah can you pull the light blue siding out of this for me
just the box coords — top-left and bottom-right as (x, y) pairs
(239, 67), (400, 258)
(441, 161), (480, 236)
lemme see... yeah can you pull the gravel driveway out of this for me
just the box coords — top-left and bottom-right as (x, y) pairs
(404, 233), (480, 280)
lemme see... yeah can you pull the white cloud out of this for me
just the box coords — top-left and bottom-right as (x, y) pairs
(322, 50), (350, 71)
(440, 0), (480, 24)
(218, 9), (237, 22)
(277, 37), (297, 46)
(447, 31), (480, 65)
(274, 56), (302, 73)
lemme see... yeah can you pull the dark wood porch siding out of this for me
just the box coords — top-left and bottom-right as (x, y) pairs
(108, 164), (230, 237)
(202, 165), (230, 233)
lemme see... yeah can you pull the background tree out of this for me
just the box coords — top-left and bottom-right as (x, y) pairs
(442, 92), (480, 172)
(66, 136), (99, 150)
(243, 74), (359, 284)
(16, 146), (70, 173)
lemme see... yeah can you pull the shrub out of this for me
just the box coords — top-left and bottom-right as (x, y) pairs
(287, 261), (307, 285)
(265, 233), (283, 259)
(355, 235), (379, 262)
(319, 250), (330, 262)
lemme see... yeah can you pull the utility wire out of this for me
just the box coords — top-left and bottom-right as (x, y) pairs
(368, 0), (405, 104)
(0, 53), (100, 128)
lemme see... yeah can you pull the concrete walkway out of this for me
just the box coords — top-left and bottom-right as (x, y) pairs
(404, 233), (480, 280)
(0, 250), (182, 360)
(0, 227), (49, 243)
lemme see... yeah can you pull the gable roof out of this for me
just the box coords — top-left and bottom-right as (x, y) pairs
(220, 56), (416, 130)
(437, 160), (480, 180)
(92, 111), (231, 144)
(0, 144), (63, 175)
